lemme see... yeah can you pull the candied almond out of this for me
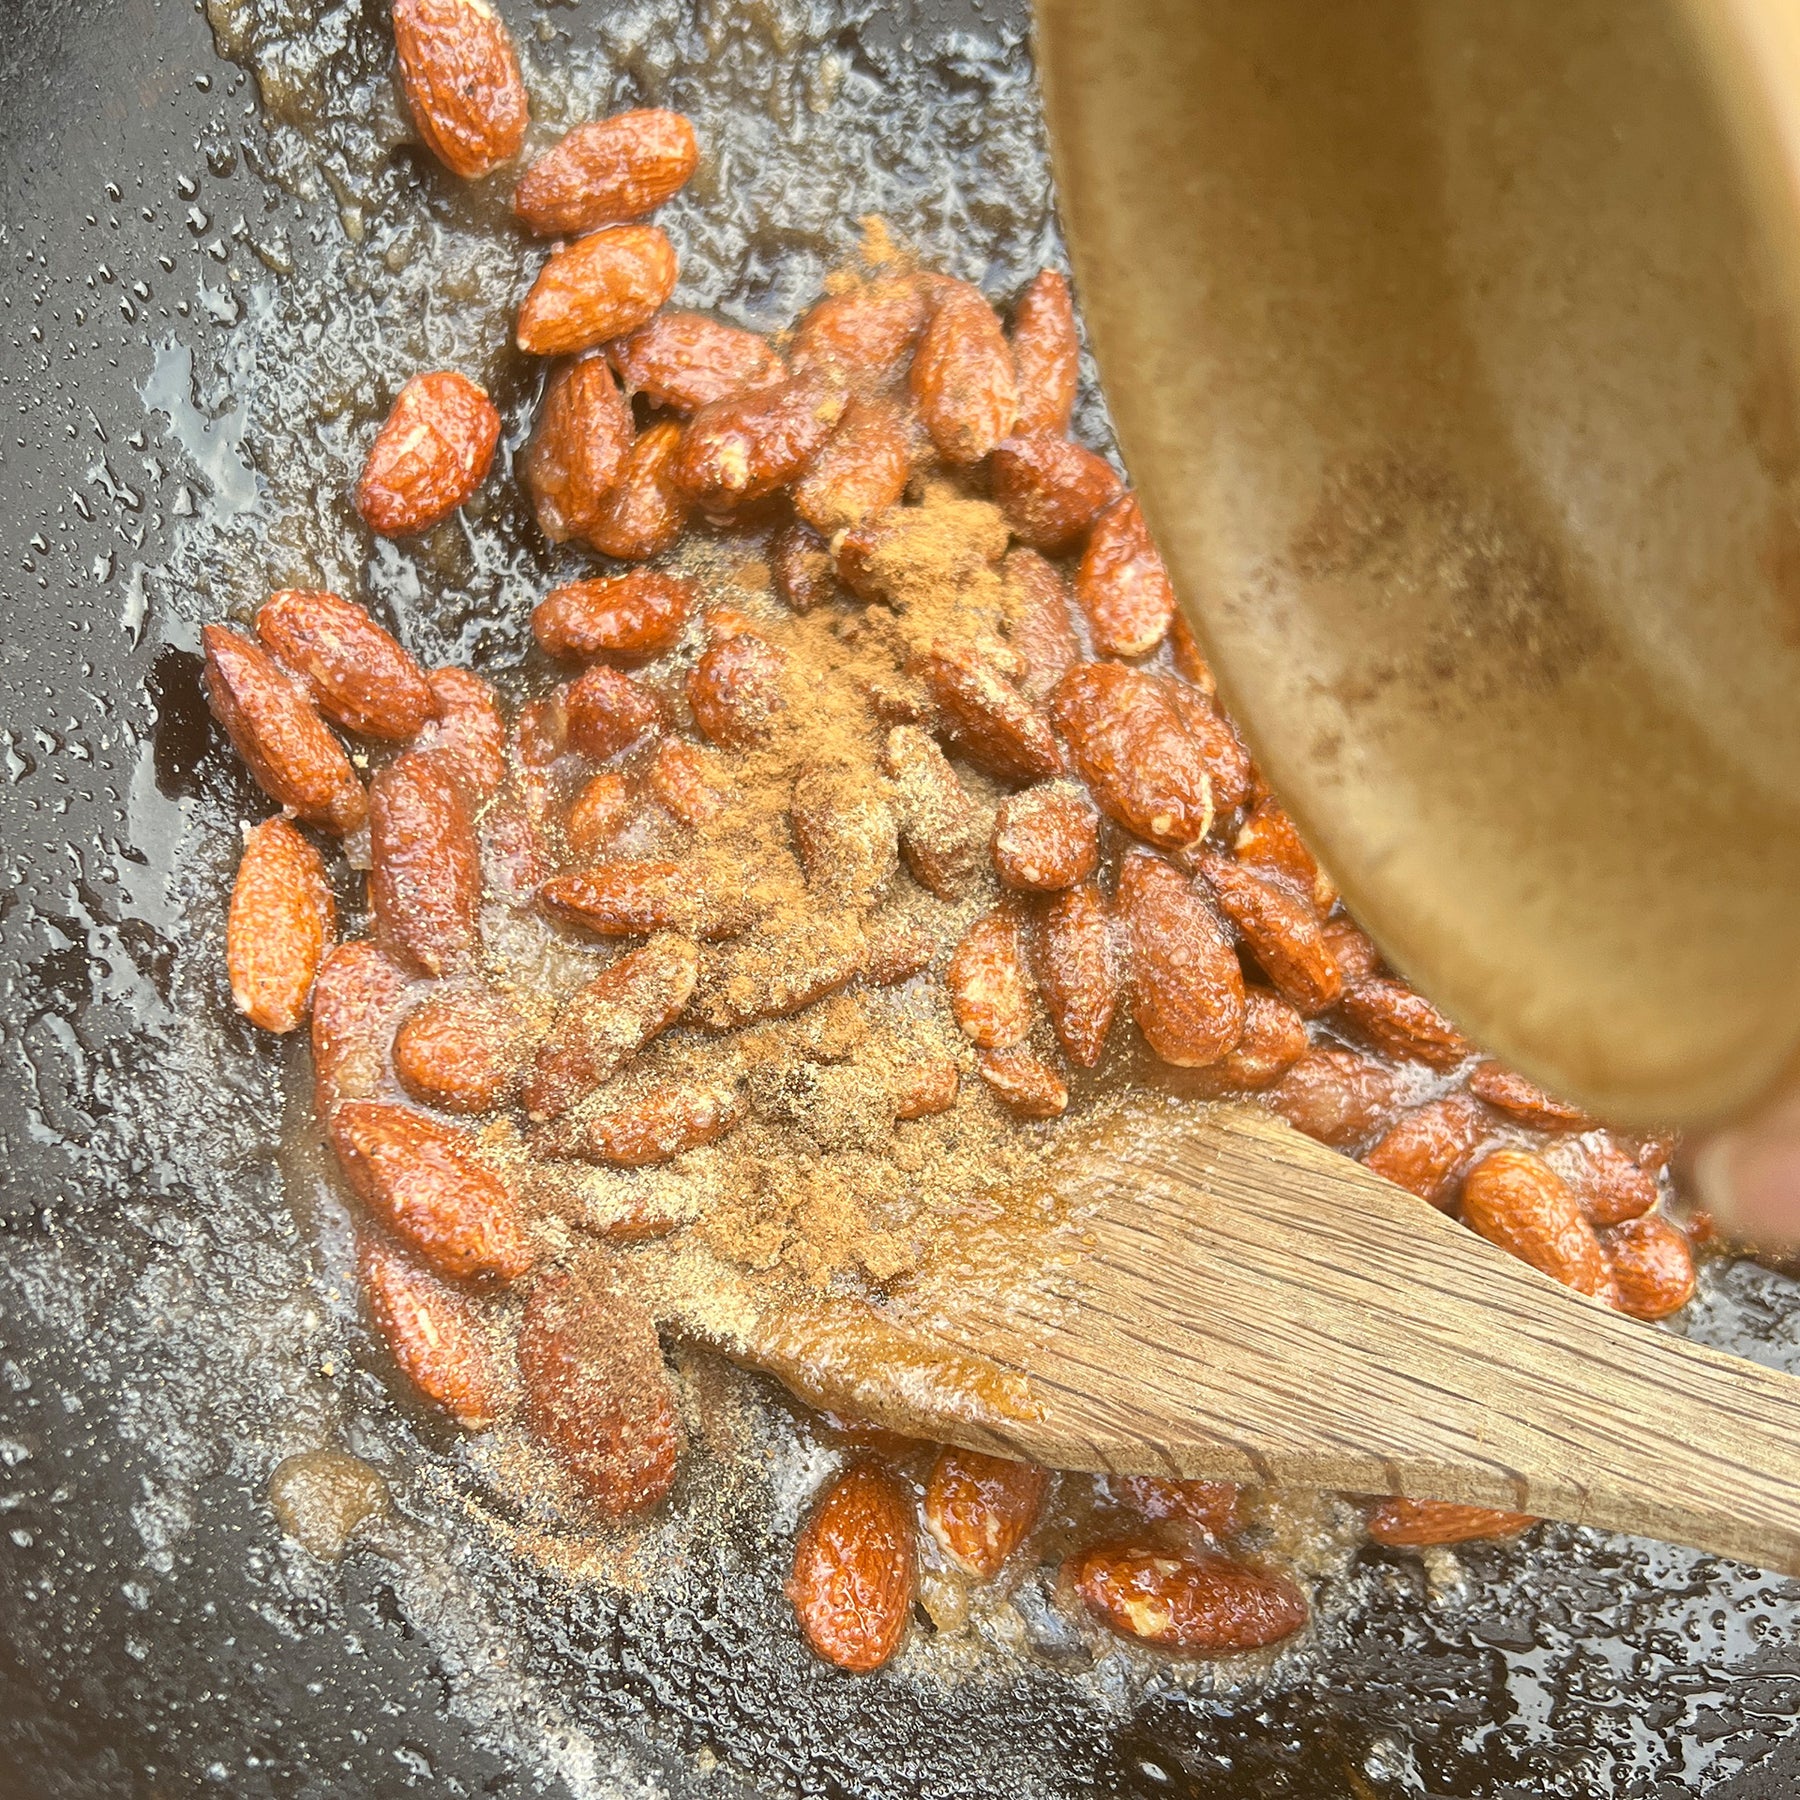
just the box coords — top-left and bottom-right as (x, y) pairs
(256, 589), (437, 741)
(332, 1100), (534, 1282)
(672, 373), (848, 512)
(1321, 917), (1380, 985)
(1266, 1049), (1400, 1149)
(540, 859), (755, 940)
(914, 640), (1063, 783)
(791, 765), (899, 908)
(948, 906), (1035, 1049)
(1109, 1475), (1242, 1540)
(911, 278), (1018, 464)
(991, 781), (1098, 892)
(1542, 1131), (1659, 1227)
(1185, 988), (1308, 1094)
(835, 490), (1010, 604)
(610, 310), (785, 414)
(692, 908), (867, 1031)
(977, 1046), (1069, 1119)
(1461, 1149), (1612, 1299)
(564, 663), (664, 760)
(1075, 494), (1175, 658)
(583, 418), (688, 561)
(1366, 1498), (1536, 1547)
(791, 277), (930, 385)
(1036, 880), (1124, 1068)
(361, 1240), (505, 1429)
(1159, 677), (1255, 812)
(1194, 851), (1342, 1015)
(1053, 662), (1212, 851)
(687, 631), (788, 748)
(1233, 799), (1335, 915)
(1602, 1214), (1696, 1320)
(516, 224), (678, 358)
(924, 1448), (1048, 1579)
(369, 750), (483, 977)
(891, 1051), (960, 1119)
(393, 987), (532, 1115)
(773, 520), (838, 613)
(523, 932), (700, 1120)
(793, 396), (912, 536)
(565, 770), (637, 861)
(1338, 976), (1470, 1069)
(1117, 854), (1244, 1068)
(1003, 547), (1081, 703)
(1009, 269), (1079, 438)
(1069, 1542), (1307, 1653)
(533, 571), (692, 663)
(310, 939), (413, 1116)
(788, 1462), (917, 1672)
(862, 914), (935, 987)
(417, 666), (507, 803)
(1361, 1095), (1488, 1207)
(227, 817), (334, 1034)
(1467, 1061), (1594, 1130)
(392, 0), (528, 179)
(514, 109), (699, 236)
(990, 435), (1122, 554)
(574, 1076), (747, 1167)
(519, 1266), (684, 1515)
(356, 370), (500, 537)
(202, 625), (367, 834)
(523, 353), (634, 545)
(1168, 613), (1217, 696)
(648, 737), (734, 826)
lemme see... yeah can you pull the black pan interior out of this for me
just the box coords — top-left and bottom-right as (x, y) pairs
(4, 2), (1800, 1796)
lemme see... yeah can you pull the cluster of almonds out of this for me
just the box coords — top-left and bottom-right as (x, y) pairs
(204, 0), (1702, 1674)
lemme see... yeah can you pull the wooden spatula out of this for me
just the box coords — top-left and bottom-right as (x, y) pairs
(637, 1102), (1800, 1574)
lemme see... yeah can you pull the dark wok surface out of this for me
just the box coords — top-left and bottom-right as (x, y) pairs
(4, 2), (1800, 1794)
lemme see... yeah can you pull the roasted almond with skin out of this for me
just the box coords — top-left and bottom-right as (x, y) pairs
(791, 276), (930, 384)
(392, 0), (528, 179)
(1361, 1094), (1488, 1207)
(671, 373), (848, 512)
(976, 1045), (1069, 1118)
(863, 915), (935, 987)
(574, 1077), (747, 1167)
(991, 780), (1098, 892)
(361, 1240), (505, 1429)
(564, 663), (664, 760)
(392, 987), (533, 1114)
(692, 908), (868, 1031)
(523, 932), (700, 1120)
(310, 939), (413, 1116)
(533, 571), (692, 663)
(1159, 679), (1256, 813)
(356, 370), (500, 537)
(648, 737), (734, 826)
(791, 765), (899, 908)
(1075, 494), (1175, 658)
(1366, 1499), (1536, 1547)
(1168, 613), (1217, 696)
(540, 860), (755, 940)
(565, 770), (637, 861)
(519, 1266), (684, 1515)
(1194, 851), (1342, 1015)
(610, 310), (784, 413)
(773, 520), (838, 614)
(1266, 1049), (1400, 1149)
(911, 278), (1018, 464)
(914, 641), (1063, 783)
(990, 435), (1122, 554)
(884, 725), (984, 897)
(369, 750), (482, 977)
(1037, 879), (1124, 1068)
(332, 1100), (534, 1281)
(1009, 268), (1079, 438)
(1461, 1149), (1612, 1299)
(523, 353), (634, 544)
(1338, 976), (1470, 1069)
(687, 630), (787, 748)
(514, 108), (699, 236)
(1069, 1542), (1308, 1653)
(1054, 662), (1213, 851)
(516, 225), (678, 358)
(256, 589), (436, 741)
(793, 396), (912, 536)
(788, 1462), (917, 1673)
(227, 817), (334, 1033)
(1186, 988), (1308, 1094)
(1003, 547), (1081, 702)
(1322, 917), (1380, 986)
(1602, 1214), (1697, 1320)
(583, 418), (688, 561)
(835, 490), (1010, 604)
(924, 1448), (1048, 1579)
(949, 906), (1035, 1049)
(202, 625), (367, 834)
(1466, 1061), (1594, 1130)
(890, 1049), (959, 1119)
(1117, 852), (1245, 1068)
(417, 666), (507, 804)
(1233, 798), (1335, 915)
(1542, 1131), (1659, 1227)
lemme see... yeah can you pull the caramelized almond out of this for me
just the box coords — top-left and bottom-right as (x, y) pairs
(226, 817), (334, 1033)
(256, 589), (437, 741)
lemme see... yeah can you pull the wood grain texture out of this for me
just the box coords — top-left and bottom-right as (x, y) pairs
(655, 1105), (1800, 1573)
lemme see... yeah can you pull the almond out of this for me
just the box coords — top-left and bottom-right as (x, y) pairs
(256, 589), (436, 741)
(361, 1240), (506, 1429)
(392, 0), (528, 179)
(369, 750), (483, 976)
(1117, 852), (1244, 1068)
(788, 1463), (916, 1672)
(516, 225), (678, 358)
(582, 418), (688, 560)
(514, 109), (699, 235)
(1069, 1541), (1308, 1653)
(356, 370), (500, 537)
(1074, 493), (1175, 658)
(1008, 268), (1079, 438)
(226, 817), (334, 1033)
(533, 571), (692, 663)
(924, 1448), (1048, 1579)
(911, 278), (1018, 464)
(523, 353), (634, 544)
(610, 310), (784, 413)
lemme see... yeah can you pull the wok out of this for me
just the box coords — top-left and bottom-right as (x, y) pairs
(3, 1), (1800, 1794)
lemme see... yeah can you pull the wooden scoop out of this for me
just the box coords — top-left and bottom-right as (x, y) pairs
(642, 1104), (1800, 1574)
